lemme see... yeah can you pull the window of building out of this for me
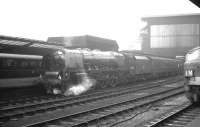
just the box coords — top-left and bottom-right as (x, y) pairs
(150, 24), (199, 48)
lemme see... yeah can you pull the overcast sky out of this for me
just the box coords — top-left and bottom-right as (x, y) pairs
(0, 0), (199, 50)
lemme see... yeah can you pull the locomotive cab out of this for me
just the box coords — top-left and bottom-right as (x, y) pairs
(184, 47), (200, 103)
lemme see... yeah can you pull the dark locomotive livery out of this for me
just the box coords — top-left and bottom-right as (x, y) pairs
(0, 53), (42, 88)
(184, 47), (200, 103)
(41, 48), (183, 95)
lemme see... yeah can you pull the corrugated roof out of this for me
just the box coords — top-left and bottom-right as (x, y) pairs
(0, 35), (62, 49)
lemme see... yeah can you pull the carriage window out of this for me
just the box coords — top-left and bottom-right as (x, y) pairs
(21, 61), (29, 68)
(6, 59), (13, 67)
(29, 61), (38, 68)
(38, 61), (42, 68)
(0, 58), (41, 70)
(1, 59), (7, 68)
(2, 59), (16, 68)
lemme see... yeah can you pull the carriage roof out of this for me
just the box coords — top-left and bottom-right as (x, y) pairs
(0, 53), (42, 59)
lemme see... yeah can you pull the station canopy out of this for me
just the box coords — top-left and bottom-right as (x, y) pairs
(0, 35), (63, 55)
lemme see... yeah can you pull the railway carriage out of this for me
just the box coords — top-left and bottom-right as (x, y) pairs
(184, 47), (200, 103)
(151, 56), (182, 78)
(133, 55), (152, 80)
(0, 53), (42, 88)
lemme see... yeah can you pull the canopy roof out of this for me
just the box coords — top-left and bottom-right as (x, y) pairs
(0, 35), (63, 55)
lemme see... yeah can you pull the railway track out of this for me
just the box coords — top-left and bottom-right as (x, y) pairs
(0, 77), (182, 124)
(0, 76), (181, 108)
(0, 76), (181, 107)
(138, 102), (200, 127)
(0, 85), (47, 105)
(2, 79), (184, 127)
(0, 94), (63, 108)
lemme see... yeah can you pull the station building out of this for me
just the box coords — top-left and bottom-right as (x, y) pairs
(141, 13), (200, 58)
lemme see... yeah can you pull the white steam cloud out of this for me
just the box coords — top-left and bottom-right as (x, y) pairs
(64, 73), (96, 96)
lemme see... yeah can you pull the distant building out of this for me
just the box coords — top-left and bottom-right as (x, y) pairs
(47, 35), (119, 51)
(141, 13), (200, 58)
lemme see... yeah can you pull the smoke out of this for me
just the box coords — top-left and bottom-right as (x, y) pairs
(64, 73), (96, 96)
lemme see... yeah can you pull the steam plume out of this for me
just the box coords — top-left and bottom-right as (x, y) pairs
(64, 72), (96, 96)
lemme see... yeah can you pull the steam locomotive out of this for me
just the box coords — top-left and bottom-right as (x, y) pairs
(41, 48), (183, 96)
(184, 47), (200, 103)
